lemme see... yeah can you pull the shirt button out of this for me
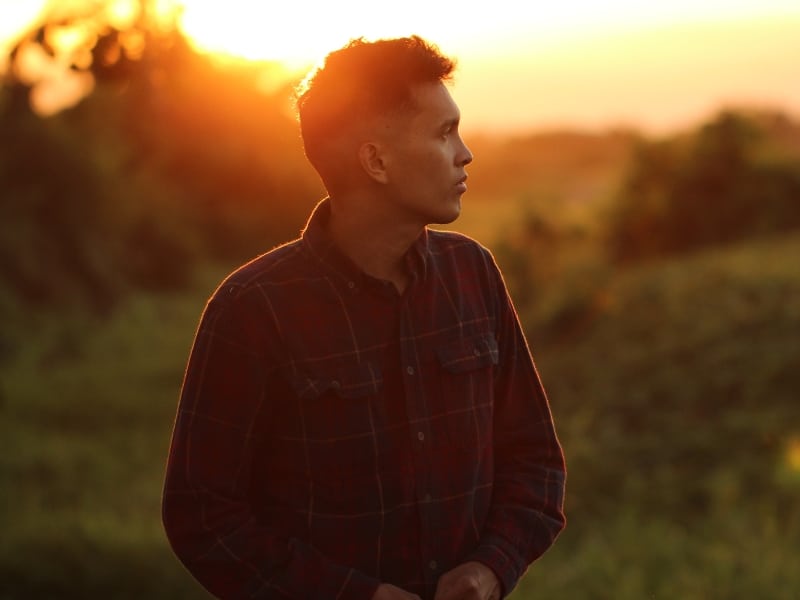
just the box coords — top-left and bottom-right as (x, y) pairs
(473, 348), (481, 356)
(417, 431), (425, 441)
(406, 366), (415, 375)
(347, 281), (356, 289)
(429, 560), (438, 570)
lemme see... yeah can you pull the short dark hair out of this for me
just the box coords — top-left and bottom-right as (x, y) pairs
(296, 36), (456, 186)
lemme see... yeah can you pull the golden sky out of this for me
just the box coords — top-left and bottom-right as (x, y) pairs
(2, 0), (800, 133)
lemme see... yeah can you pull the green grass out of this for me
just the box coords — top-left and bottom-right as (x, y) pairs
(0, 266), (225, 599)
(509, 232), (800, 599)
(2, 234), (799, 598)
(514, 506), (800, 600)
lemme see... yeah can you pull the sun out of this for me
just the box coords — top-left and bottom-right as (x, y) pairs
(175, 1), (430, 70)
(172, 0), (503, 71)
(177, 1), (319, 68)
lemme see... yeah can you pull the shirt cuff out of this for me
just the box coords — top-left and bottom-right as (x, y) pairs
(464, 541), (519, 599)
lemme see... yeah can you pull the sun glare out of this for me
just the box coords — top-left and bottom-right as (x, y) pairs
(0, 0), (47, 67)
(173, 0), (523, 69)
(176, 1), (385, 69)
(174, 0), (800, 67)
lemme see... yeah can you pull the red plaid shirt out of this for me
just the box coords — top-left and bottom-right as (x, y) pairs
(163, 199), (566, 600)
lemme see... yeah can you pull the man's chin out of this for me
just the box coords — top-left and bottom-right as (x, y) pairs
(431, 201), (462, 226)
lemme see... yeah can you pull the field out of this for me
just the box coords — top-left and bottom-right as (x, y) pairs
(2, 222), (799, 598)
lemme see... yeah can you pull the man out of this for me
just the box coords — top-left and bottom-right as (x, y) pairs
(163, 36), (566, 600)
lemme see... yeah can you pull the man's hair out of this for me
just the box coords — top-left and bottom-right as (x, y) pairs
(296, 36), (456, 186)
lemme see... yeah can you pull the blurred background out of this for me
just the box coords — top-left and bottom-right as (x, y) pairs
(1, 1), (799, 598)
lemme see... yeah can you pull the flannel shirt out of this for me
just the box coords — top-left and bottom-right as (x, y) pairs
(162, 198), (566, 600)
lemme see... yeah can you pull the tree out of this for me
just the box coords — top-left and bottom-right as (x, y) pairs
(609, 110), (800, 261)
(1, 0), (321, 313)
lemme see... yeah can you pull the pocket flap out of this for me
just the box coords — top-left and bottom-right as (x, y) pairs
(290, 361), (382, 400)
(436, 333), (499, 374)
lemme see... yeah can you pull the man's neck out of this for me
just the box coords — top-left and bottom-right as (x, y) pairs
(327, 196), (423, 295)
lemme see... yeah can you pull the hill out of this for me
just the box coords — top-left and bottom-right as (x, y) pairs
(466, 129), (635, 206)
(512, 231), (800, 598)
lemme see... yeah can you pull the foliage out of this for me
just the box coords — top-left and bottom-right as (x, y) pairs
(0, 268), (224, 599)
(608, 110), (800, 261)
(1, 12), (321, 314)
(506, 233), (800, 599)
(532, 234), (800, 519)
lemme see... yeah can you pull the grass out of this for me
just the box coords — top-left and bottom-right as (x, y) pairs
(515, 506), (800, 600)
(2, 233), (799, 598)
(0, 266), (224, 599)
(509, 232), (800, 599)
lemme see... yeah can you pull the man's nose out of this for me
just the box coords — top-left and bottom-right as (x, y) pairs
(457, 136), (473, 166)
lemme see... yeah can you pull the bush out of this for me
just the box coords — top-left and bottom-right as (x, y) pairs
(608, 111), (800, 262)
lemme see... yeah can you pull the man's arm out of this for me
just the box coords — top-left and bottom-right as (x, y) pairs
(462, 251), (567, 597)
(162, 285), (381, 600)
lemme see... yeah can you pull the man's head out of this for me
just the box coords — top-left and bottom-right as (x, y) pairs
(296, 37), (454, 181)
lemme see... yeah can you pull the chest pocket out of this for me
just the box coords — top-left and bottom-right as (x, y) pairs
(290, 360), (382, 436)
(291, 362), (382, 402)
(288, 361), (383, 486)
(435, 333), (498, 451)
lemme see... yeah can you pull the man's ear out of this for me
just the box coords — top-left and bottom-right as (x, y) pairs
(358, 141), (389, 184)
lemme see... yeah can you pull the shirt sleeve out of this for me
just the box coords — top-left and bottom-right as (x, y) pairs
(162, 283), (381, 600)
(464, 251), (567, 597)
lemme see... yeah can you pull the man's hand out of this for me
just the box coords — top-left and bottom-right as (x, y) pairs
(371, 583), (422, 600)
(433, 561), (501, 600)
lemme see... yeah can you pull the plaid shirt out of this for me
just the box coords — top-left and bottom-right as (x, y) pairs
(163, 199), (566, 600)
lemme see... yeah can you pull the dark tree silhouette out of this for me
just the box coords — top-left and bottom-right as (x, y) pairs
(1, 0), (321, 314)
(609, 110), (800, 261)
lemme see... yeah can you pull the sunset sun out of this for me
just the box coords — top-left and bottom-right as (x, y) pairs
(176, 1), (330, 68)
(174, 0), (459, 69)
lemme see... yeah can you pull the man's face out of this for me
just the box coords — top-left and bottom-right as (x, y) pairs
(378, 81), (473, 226)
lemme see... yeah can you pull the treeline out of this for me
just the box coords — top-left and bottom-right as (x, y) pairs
(610, 110), (800, 261)
(1, 25), (321, 315)
(493, 108), (800, 325)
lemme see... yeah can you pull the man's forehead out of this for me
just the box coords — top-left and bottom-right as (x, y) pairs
(406, 81), (460, 121)
(356, 81), (459, 139)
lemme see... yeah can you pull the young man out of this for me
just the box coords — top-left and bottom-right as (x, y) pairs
(163, 36), (566, 600)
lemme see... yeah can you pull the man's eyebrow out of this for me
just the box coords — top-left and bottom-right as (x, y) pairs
(440, 116), (460, 130)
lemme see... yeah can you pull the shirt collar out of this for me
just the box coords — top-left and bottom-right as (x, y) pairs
(302, 198), (430, 289)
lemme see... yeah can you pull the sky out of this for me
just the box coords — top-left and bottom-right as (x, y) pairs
(2, 0), (800, 134)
